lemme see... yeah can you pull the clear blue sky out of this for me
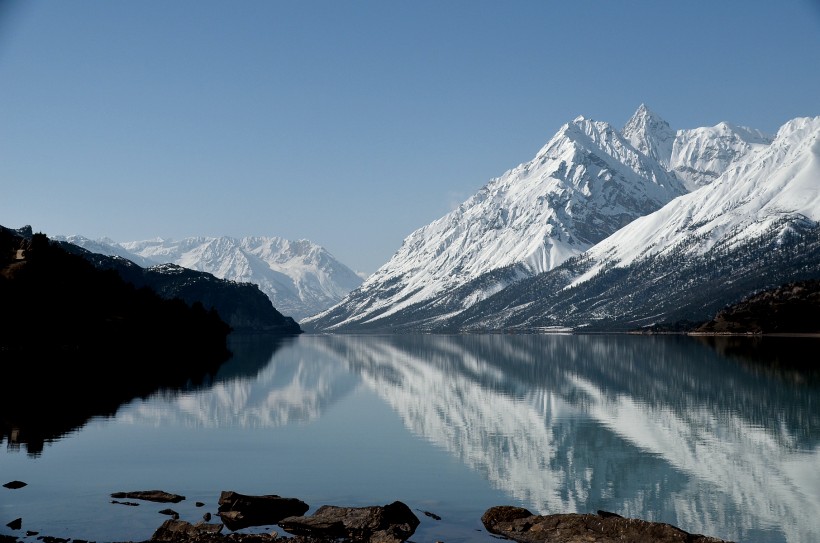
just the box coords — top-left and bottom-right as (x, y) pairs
(1, 0), (818, 274)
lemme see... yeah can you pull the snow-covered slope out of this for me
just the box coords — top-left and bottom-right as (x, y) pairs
(580, 115), (819, 282)
(669, 121), (772, 191)
(449, 115), (820, 331)
(305, 109), (685, 331)
(622, 103), (772, 192)
(63, 235), (362, 322)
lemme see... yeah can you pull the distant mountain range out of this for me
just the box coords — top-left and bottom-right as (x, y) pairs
(58, 235), (363, 322)
(2, 225), (300, 334)
(305, 106), (820, 332)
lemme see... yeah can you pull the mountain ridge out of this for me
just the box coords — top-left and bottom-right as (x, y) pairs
(60, 234), (363, 322)
(306, 108), (819, 333)
(305, 108), (689, 332)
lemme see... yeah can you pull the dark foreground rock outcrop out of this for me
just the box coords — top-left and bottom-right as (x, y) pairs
(147, 501), (420, 543)
(0, 489), (737, 543)
(216, 491), (309, 531)
(481, 506), (735, 543)
(278, 501), (419, 543)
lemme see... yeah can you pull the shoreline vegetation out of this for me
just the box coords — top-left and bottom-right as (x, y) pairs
(1, 486), (737, 543)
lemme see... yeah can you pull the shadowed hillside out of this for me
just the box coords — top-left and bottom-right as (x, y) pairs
(0, 226), (236, 455)
(694, 279), (820, 334)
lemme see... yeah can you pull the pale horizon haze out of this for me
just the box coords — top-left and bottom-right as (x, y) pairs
(1, 0), (818, 274)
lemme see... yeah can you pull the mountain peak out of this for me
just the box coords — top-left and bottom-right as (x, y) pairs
(622, 104), (676, 167)
(306, 110), (686, 332)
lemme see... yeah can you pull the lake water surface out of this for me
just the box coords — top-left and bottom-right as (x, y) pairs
(2, 333), (819, 543)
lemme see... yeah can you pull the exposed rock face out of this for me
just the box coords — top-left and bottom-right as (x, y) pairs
(481, 506), (734, 543)
(278, 501), (420, 543)
(216, 491), (309, 531)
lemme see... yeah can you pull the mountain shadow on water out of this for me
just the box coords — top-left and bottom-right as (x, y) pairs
(0, 226), (289, 456)
(693, 335), (820, 385)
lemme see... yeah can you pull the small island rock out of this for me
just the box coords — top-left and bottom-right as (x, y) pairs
(481, 506), (735, 543)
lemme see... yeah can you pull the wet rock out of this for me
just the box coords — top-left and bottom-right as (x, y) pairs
(481, 506), (735, 543)
(418, 509), (441, 521)
(278, 501), (419, 543)
(596, 510), (622, 518)
(150, 519), (223, 542)
(159, 509), (180, 519)
(217, 491), (309, 531)
(5, 518), (21, 530)
(196, 502), (206, 507)
(112, 499), (140, 506)
(111, 490), (186, 503)
(2, 481), (26, 490)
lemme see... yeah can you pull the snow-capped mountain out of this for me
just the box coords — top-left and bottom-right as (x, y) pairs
(622, 104), (772, 191)
(305, 108), (686, 331)
(54, 234), (158, 268)
(448, 115), (820, 331)
(668, 121), (772, 191)
(307, 106), (817, 333)
(579, 116), (819, 282)
(622, 104), (678, 168)
(62, 235), (362, 322)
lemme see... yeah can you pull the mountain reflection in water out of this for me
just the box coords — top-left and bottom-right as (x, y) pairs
(310, 334), (819, 543)
(4, 333), (818, 543)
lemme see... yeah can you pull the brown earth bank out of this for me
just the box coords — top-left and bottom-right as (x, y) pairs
(1, 488), (737, 543)
(692, 279), (820, 335)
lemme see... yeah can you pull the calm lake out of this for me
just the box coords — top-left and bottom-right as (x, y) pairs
(2, 333), (819, 543)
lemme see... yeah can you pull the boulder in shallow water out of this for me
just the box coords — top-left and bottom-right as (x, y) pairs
(481, 506), (735, 543)
(278, 501), (419, 543)
(217, 490), (309, 531)
(110, 490), (185, 503)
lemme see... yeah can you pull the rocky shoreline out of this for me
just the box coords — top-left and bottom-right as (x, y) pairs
(2, 485), (736, 543)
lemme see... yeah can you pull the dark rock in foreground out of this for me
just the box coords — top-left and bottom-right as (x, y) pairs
(111, 490), (186, 503)
(148, 501), (421, 543)
(278, 501), (419, 543)
(481, 506), (734, 543)
(152, 520), (224, 542)
(217, 491), (309, 531)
